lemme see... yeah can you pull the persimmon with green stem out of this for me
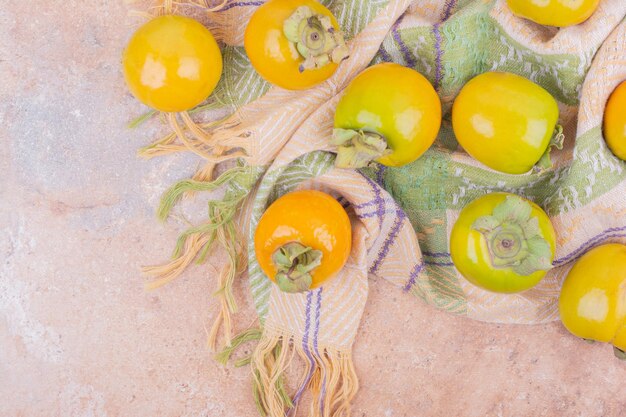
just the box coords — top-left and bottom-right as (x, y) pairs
(452, 72), (562, 174)
(244, 0), (349, 90)
(332, 63), (441, 168)
(254, 190), (352, 293)
(450, 193), (556, 293)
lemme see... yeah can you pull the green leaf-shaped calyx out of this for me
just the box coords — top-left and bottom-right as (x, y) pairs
(283, 6), (349, 72)
(472, 195), (552, 276)
(535, 124), (565, 172)
(331, 128), (392, 169)
(272, 242), (323, 293)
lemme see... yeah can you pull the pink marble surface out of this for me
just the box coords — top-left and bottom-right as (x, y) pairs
(2, 1), (625, 416)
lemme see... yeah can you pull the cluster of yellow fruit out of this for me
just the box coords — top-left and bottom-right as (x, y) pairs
(122, 0), (626, 358)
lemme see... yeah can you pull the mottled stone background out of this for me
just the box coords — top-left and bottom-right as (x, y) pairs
(1, 1), (625, 416)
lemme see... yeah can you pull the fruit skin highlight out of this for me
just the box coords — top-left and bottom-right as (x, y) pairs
(254, 190), (352, 293)
(123, 15), (223, 113)
(333, 63), (442, 168)
(506, 0), (601, 27)
(450, 193), (556, 294)
(603, 80), (626, 161)
(452, 72), (560, 174)
(244, 0), (348, 90)
(559, 244), (626, 360)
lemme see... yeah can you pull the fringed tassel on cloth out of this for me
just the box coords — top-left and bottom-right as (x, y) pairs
(137, 112), (252, 174)
(127, 0), (259, 349)
(142, 164), (260, 348)
(215, 327), (263, 366)
(126, 0), (177, 18)
(129, 58), (258, 351)
(128, 0), (231, 17)
(250, 329), (359, 417)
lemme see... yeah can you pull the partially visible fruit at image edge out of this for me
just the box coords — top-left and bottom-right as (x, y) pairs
(604, 80), (626, 161)
(559, 244), (626, 360)
(506, 0), (600, 27)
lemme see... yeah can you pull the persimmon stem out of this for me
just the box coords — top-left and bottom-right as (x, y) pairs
(472, 195), (552, 276)
(535, 124), (565, 171)
(272, 242), (322, 293)
(332, 128), (391, 169)
(282, 6), (349, 72)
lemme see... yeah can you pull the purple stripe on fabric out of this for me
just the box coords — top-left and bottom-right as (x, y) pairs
(362, 175), (383, 204)
(358, 197), (404, 219)
(353, 199), (376, 209)
(302, 291), (313, 348)
(426, 260), (455, 267)
(375, 164), (387, 187)
(378, 44), (393, 62)
(391, 15), (417, 68)
(359, 210), (390, 219)
(312, 288), (325, 414)
(553, 226), (626, 265)
(291, 291), (315, 407)
(217, 0), (263, 12)
(433, 0), (458, 90)
(367, 175), (385, 221)
(357, 175), (386, 227)
(312, 289), (322, 352)
(354, 173), (385, 210)
(353, 198), (382, 210)
(422, 251), (451, 258)
(403, 263), (424, 292)
(369, 208), (407, 275)
(441, 0), (457, 21)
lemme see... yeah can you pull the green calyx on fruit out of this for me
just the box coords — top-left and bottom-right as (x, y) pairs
(332, 128), (392, 169)
(472, 195), (552, 276)
(614, 346), (626, 361)
(272, 242), (323, 293)
(283, 6), (349, 72)
(535, 124), (565, 171)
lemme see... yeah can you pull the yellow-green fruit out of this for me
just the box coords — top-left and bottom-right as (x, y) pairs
(450, 192), (556, 293)
(452, 72), (559, 174)
(123, 15), (223, 112)
(559, 244), (626, 358)
(506, 0), (600, 27)
(333, 63), (441, 168)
